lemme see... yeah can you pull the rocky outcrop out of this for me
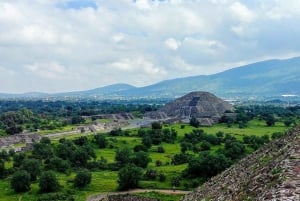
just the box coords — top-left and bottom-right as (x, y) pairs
(181, 126), (300, 201)
(145, 92), (233, 126)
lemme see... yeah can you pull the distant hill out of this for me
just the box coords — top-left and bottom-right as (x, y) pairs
(56, 83), (136, 98)
(1, 57), (300, 100)
(117, 57), (300, 99)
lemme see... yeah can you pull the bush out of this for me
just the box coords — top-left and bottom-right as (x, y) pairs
(157, 146), (165, 153)
(144, 169), (157, 180)
(155, 160), (162, 167)
(39, 171), (60, 193)
(171, 176), (181, 187)
(94, 134), (107, 148)
(158, 172), (166, 182)
(171, 153), (190, 165)
(74, 169), (92, 188)
(118, 164), (143, 190)
(11, 170), (31, 193)
(190, 117), (199, 128)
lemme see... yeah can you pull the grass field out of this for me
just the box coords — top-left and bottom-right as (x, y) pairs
(0, 119), (292, 201)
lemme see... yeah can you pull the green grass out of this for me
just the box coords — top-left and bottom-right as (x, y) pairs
(0, 119), (293, 201)
(135, 191), (182, 201)
(169, 119), (289, 140)
(37, 125), (76, 135)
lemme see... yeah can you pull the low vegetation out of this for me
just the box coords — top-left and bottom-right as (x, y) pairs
(0, 103), (299, 200)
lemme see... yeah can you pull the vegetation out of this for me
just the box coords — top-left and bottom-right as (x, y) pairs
(0, 103), (299, 200)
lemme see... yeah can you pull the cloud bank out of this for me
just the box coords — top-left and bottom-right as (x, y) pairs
(0, 0), (300, 93)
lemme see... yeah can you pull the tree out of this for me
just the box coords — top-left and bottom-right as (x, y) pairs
(55, 140), (76, 160)
(40, 137), (51, 144)
(46, 157), (70, 173)
(224, 141), (246, 160)
(32, 142), (53, 159)
(284, 118), (294, 127)
(151, 122), (162, 130)
(39, 171), (60, 193)
(264, 114), (275, 126)
(189, 117), (199, 128)
(13, 153), (26, 168)
(186, 153), (231, 178)
(21, 158), (41, 181)
(71, 148), (90, 167)
(200, 141), (211, 151)
(94, 134), (107, 148)
(132, 151), (151, 168)
(0, 159), (6, 179)
(11, 170), (31, 193)
(118, 164), (143, 190)
(142, 135), (152, 148)
(115, 147), (132, 168)
(74, 169), (92, 188)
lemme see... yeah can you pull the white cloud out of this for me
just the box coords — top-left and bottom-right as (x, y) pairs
(165, 38), (181, 50)
(0, 0), (299, 92)
(24, 62), (66, 79)
(230, 1), (256, 23)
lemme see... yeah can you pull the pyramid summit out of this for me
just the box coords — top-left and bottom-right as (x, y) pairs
(145, 91), (233, 125)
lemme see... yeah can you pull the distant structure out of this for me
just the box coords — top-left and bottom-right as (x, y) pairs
(145, 91), (233, 126)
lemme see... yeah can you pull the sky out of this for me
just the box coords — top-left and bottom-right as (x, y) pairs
(1, 0), (300, 93)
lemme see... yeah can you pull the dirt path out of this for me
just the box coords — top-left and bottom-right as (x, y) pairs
(86, 189), (191, 201)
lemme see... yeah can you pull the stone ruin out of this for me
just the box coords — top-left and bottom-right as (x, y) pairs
(145, 91), (233, 126)
(0, 134), (41, 152)
(181, 126), (300, 201)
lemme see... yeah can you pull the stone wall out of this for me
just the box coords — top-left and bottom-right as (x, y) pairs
(0, 134), (41, 150)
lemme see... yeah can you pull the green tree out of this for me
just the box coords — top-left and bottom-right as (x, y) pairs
(46, 157), (70, 173)
(142, 135), (152, 148)
(71, 147), (90, 167)
(132, 151), (151, 168)
(39, 171), (60, 193)
(94, 134), (107, 148)
(0, 159), (6, 178)
(151, 122), (162, 130)
(115, 147), (132, 168)
(21, 158), (41, 181)
(189, 117), (200, 128)
(264, 114), (275, 126)
(32, 142), (53, 160)
(186, 153), (231, 178)
(74, 169), (92, 188)
(55, 140), (76, 160)
(11, 170), (31, 192)
(118, 164), (143, 190)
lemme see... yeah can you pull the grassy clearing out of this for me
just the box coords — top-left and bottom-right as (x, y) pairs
(37, 125), (76, 135)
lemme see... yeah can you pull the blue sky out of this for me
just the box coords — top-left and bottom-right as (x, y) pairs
(0, 0), (300, 93)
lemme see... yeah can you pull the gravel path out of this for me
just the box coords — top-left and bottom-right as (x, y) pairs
(86, 189), (191, 201)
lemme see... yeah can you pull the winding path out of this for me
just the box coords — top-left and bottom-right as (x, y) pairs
(86, 189), (191, 201)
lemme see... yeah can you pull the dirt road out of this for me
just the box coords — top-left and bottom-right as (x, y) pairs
(87, 189), (191, 201)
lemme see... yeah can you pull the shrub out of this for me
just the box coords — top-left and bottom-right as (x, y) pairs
(118, 164), (143, 190)
(39, 171), (60, 193)
(74, 169), (92, 188)
(11, 170), (31, 193)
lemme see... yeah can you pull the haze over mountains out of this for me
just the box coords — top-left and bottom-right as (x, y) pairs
(1, 57), (300, 100)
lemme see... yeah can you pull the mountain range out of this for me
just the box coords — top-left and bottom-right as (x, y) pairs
(1, 57), (300, 100)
